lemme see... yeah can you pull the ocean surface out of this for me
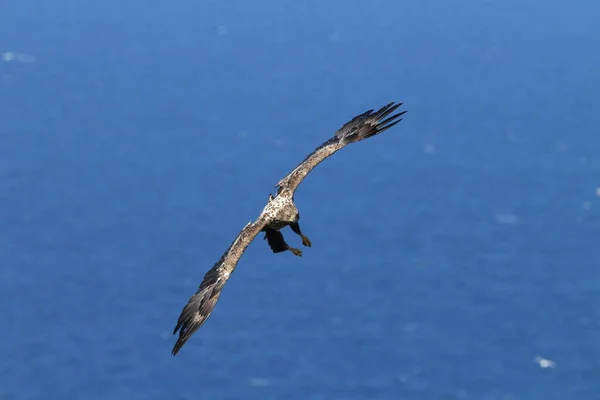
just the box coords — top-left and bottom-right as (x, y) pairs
(1, 1), (599, 399)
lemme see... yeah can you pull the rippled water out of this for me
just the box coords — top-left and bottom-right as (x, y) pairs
(1, 1), (599, 398)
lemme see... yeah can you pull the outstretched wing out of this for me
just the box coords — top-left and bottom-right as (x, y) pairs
(172, 215), (268, 355)
(275, 102), (406, 195)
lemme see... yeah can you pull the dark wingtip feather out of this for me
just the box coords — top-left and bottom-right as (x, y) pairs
(172, 297), (217, 355)
(171, 268), (224, 355)
(171, 299), (204, 355)
(336, 101), (406, 144)
(374, 102), (402, 121)
(376, 110), (407, 133)
(172, 326), (196, 355)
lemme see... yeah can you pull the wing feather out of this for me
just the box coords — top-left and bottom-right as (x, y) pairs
(172, 216), (268, 355)
(276, 102), (406, 194)
(171, 101), (406, 355)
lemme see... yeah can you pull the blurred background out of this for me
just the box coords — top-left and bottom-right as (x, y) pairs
(1, 0), (599, 398)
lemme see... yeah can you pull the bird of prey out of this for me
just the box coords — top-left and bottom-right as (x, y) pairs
(172, 102), (406, 355)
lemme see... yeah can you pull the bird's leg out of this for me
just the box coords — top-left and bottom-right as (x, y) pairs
(290, 222), (312, 247)
(286, 245), (303, 257)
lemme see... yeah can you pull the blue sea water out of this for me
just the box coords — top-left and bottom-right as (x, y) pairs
(1, 0), (600, 398)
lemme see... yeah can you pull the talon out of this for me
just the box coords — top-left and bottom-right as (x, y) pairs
(288, 247), (303, 257)
(301, 235), (312, 247)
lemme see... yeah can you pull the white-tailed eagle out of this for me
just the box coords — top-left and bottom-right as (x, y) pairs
(172, 102), (406, 355)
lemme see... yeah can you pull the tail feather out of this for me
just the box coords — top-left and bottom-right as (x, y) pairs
(336, 102), (406, 145)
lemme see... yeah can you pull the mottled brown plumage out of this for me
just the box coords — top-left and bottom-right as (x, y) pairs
(172, 102), (406, 355)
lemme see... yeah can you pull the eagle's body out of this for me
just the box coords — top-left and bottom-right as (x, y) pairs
(171, 102), (406, 355)
(262, 191), (299, 230)
(260, 190), (308, 256)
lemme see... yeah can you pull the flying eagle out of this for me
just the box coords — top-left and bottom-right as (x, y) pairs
(172, 102), (406, 355)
